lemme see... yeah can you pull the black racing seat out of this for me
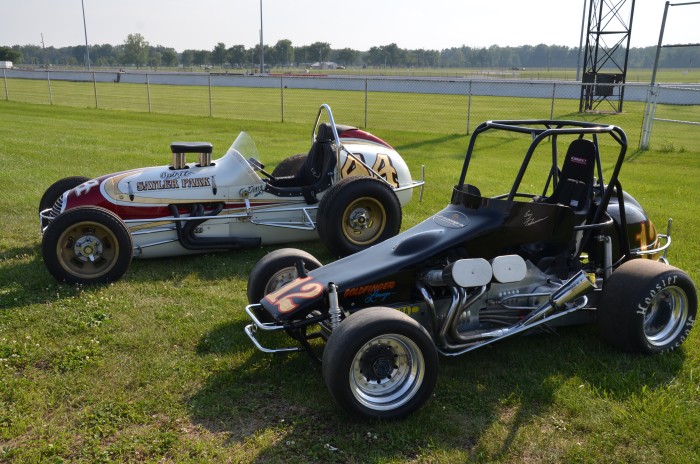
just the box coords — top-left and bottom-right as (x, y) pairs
(297, 123), (336, 186)
(538, 138), (597, 267)
(265, 123), (338, 203)
(544, 138), (596, 216)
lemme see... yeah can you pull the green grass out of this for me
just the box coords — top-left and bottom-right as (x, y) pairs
(0, 101), (699, 463)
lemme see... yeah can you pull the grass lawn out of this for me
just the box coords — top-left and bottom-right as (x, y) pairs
(0, 101), (699, 463)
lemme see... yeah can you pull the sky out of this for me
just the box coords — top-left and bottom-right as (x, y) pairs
(1, 0), (698, 52)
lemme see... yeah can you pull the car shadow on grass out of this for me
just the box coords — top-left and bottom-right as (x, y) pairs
(1, 244), (261, 311)
(125, 242), (332, 283)
(187, 320), (687, 462)
(394, 133), (467, 152)
(0, 245), (66, 310)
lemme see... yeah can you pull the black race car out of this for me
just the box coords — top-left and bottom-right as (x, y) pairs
(243, 120), (697, 419)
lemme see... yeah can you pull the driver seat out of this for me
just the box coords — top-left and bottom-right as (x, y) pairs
(545, 138), (596, 217)
(297, 123), (336, 187)
(542, 138), (597, 266)
(265, 123), (337, 203)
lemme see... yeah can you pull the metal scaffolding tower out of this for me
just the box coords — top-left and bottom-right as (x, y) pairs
(579, 0), (636, 113)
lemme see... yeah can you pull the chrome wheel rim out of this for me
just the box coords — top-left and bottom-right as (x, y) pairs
(643, 285), (689, 346)
(263, 266), (299, 294)
(349, 334), (424, 411)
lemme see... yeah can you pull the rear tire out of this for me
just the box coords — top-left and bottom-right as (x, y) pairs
(317, 177), (401, 257)
(271, 154), (306, 178)
(322, 307), (438, 420)
(598, 259), (697, 354)
(39, 176), (90, 228)
(42, 206), (133, 285)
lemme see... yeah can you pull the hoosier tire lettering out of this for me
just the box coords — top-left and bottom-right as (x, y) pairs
(598, 259), (697, 354)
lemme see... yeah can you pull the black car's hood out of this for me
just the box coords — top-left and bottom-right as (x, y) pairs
(259, 192), (575, 321)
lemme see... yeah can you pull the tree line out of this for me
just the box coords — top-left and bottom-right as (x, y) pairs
(2, 33), (699, 70)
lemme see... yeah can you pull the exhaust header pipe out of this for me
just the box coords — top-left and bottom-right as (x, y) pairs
(521, 271), (594, 325)
(441, 271), (595, 355)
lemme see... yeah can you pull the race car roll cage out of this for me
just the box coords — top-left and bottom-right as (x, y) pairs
(461, 120), (671, 271)
(243, 119), (672, 358)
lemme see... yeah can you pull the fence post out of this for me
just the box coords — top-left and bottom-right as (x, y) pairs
(2, 68), (7, 100)
(466, 81), (472, 134)
(549, 82), (556, 119)
(92, 72), (98, 108)
(281, 77), (285, 123)
(640, 85), (660, 150)
(146, 73), (152, 113)
(364, 78), (368, 128)
(208, 74), (213, 117)
(47, 70), (53, 105)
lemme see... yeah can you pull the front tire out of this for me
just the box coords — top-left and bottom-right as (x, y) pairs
(317, 177), (401, 257)
(42, 206), (133, 285)
(322, 307), (438, 420)
(247, 248), (322, 317)
(598, 259), (697, 354)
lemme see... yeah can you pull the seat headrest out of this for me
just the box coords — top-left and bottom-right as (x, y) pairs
(316, 123), (335, 142)
(561, 138), (596, 183)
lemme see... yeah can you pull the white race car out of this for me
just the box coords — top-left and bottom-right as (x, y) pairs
(39, 104), (424, 284)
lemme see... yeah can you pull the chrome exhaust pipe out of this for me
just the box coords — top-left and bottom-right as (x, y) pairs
(520, 270), (594, 326)
(448, 271), (594, 345)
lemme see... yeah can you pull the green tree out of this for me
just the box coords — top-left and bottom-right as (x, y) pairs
(227, 45), (246, 67)
(148, 50), (162, 68)
(192, 50), (210, 66)
(212, 42), (227, 67)
(335, 48), (357, 66)
(91, 44), (115, 66)
(273, 39), (294, 66)
(0, 46), (22, 62)
(181, 50), (194, 67)
(366, 46), (384, 66)
(251, 44), (272, 70)
(307, 42), (331, 63)
(160, 48), (178, 67)
(121, 33), (149, 68)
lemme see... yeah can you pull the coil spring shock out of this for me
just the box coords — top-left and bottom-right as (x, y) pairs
(328, 283), (341, 329)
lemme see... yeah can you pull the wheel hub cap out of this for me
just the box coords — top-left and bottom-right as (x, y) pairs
(350, 335), (425, 411)
(359, 344), (397, 384)
(73, 235), (103, 262)
(371, 357), (393, 380)
(348, 208), (372, 232)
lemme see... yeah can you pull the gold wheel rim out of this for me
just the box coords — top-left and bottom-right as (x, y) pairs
(56, 220), (120, 279)
(341, 197), (387, 246)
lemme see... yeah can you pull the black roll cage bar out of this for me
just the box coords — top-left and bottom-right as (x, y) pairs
(457, 119), (630, 260)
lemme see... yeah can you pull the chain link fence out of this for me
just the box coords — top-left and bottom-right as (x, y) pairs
(3, 69), (699, 151)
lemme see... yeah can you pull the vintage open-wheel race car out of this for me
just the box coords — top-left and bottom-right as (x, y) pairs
(244, 119), (697, 419)
(39, 104), (424, 284)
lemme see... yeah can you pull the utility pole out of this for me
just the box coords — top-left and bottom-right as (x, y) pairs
(259, 0), (264, 74)
(81, 0), (91, 70)
(41, 33), (48, 68)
